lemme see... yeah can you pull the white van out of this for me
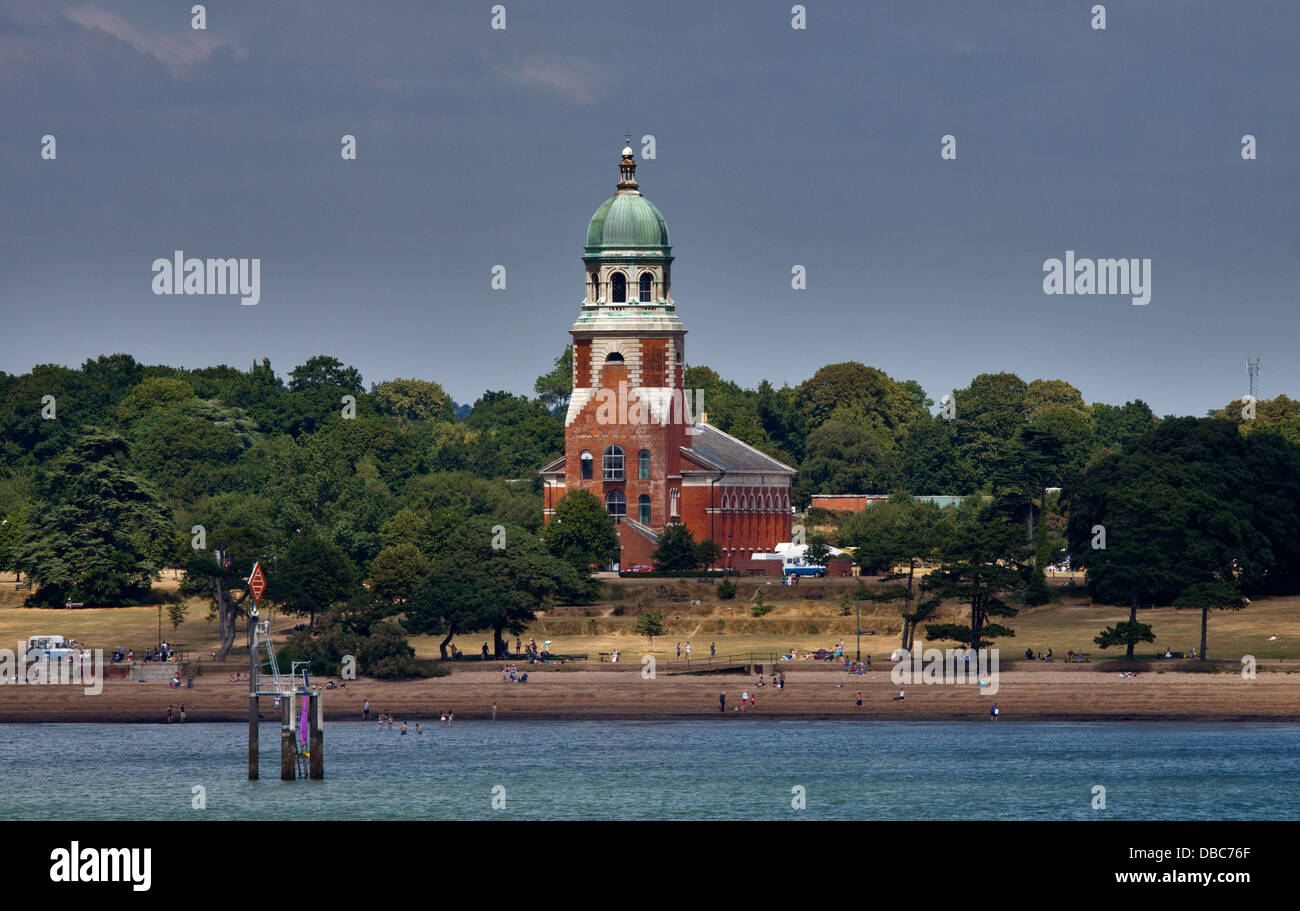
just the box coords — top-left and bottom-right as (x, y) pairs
(26, 635), (76, 662)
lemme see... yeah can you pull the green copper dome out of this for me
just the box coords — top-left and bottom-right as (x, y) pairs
(585, 193), (669, 249)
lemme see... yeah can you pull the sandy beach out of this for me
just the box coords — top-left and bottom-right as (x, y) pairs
(2, 661), (1296, 724)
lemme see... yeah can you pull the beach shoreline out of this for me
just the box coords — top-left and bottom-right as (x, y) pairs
(2, 663), (1295, 724)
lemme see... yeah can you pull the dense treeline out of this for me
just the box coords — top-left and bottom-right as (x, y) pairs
(1, 350), (1298, 664)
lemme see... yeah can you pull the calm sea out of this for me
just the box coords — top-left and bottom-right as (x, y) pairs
(2, 720), (1297, 820)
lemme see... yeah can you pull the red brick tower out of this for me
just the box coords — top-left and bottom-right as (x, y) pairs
(541, 144), (794, 569)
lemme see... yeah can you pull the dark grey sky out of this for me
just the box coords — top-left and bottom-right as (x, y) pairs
(2, 0), (1295, 415)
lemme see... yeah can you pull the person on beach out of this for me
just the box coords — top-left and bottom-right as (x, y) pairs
(685, 642), (692, 659)
(363, 699), (370, 720)
(447, 711), (454, 726)
(741, 691), (749, 710)
(778, 672), (785, 690)
(676, 642), (682, 658)
(719, 692), (726, 713)
(179, 705), (186, 723)
(894, 690), (904, 701)
(491, 702), (498, 721)
(416, 723), (422, 734)
(710, 642), (716, 658)
(440, 711), (447, 724)
(166, 705), (173, 723)
(989, 703), (999, 721)
(856, 692), (863, 710)
(400, 721), (407, 734)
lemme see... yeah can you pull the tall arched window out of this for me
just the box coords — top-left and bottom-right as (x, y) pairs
(639, 272), (653, 303)
(580, 450), (593, 480)
(669, 488), (680, 518)
(638, 449), (651, 480)
(602, 445), (625, 480)
(638, 494), (651, 524)
(605, 490), (626, 517)
(590, 273), (599, 300)
(611, 272), (627, 303)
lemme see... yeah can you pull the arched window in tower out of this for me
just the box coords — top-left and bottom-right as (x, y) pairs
(604, 351), (624, 363)
(602, 445), (625, 480)
(638, 449), (650, 479)
(611, 272), (627, 303)
(605, 490), (626, 518)
(669, 488), (680, 518)
(639, 272), (653, 303)
(590, 273), (599, 300)
(638, 494), (651, 524)
(580, 450), (593, 480)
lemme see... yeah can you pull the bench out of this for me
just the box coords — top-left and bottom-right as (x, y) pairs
(804, 591), (824, 600)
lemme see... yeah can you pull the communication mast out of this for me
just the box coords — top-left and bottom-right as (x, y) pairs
(1247, 358), (1261, 399)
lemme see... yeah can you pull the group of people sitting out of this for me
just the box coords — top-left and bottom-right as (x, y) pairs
(842, 657), (871, 674)
(499, 665), (529, 683)
(1024, 648), (1055, 661)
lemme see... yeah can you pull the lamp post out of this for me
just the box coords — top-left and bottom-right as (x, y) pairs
(855, 597), (861, 662)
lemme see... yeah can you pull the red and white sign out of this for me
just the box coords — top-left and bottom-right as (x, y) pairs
(248, 561), (266, 604)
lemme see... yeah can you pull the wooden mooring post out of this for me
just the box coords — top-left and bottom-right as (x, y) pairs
(280, 696), (295, 780)
(247, 609), (258, 780)
(309, 692), (324, 779)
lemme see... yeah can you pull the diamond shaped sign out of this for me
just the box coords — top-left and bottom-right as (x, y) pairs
(248, 561), (266, 604)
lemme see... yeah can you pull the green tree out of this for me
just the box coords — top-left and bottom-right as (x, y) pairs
(534, 346), (574, 415)
(695, 538), (723, 569)
(652, 523), (699, 571)
(632, 611), (665, 648)
(841, 495), (948, 650)
(404, 520), (586, 657)
(369, 543), (431, 605)
(1093, 621), (1155, 653)
(796, 420), (893, 500)
(804, 535), (833, 568)
(545, 489), (619, 570)
(1067, 418), (1276, 656)
(372, 378), (455, 424)
(12, 431), (172, 607)
(923, 499), (1023, 651)
(1174, 581), (1247, 661)
(279, 532), (359, 625)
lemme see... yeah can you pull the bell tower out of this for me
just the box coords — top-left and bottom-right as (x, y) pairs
(545, 142), (689, 563)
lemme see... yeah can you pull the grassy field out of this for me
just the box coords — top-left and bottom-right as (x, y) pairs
(1, 573), (1295, 665)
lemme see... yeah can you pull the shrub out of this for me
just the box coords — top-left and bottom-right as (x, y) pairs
(716, 579), (737, 600)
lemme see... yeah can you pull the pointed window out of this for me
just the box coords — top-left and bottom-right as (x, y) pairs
(611, 272), (627, 303)
(639, 272), (653, 302)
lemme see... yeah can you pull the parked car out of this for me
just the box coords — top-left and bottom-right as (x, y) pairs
(626, 564), (654, 572)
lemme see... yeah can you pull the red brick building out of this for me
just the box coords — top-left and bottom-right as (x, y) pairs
(541, 145), (794, 569)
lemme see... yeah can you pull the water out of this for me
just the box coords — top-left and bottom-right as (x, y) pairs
(2, 721), (1297, 820)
